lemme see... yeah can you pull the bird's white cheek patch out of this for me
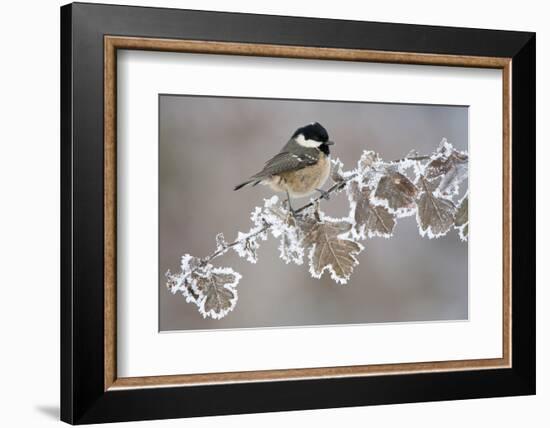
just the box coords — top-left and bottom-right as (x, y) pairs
(295, 134), (322, 148)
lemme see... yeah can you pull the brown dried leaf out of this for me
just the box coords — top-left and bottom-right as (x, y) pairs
(425, 150), (468, 192)
(416, 178), (456, 238)
(374, 171), (418, 212)
(358, 151), (379, 172)
(302, 219), (362, 284)
(350, 181), (395, 238)
(454, 195), (468, 241)
(279, 230), (304, 265)
(330, 158), (345, 183)
(192, 268), (240, 319)
(455, 196), (468, 226)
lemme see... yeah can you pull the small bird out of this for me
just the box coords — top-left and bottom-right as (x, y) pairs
(234, 122), (334, 212)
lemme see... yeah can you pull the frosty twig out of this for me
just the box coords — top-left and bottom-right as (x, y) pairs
(202, 174), (355, 265)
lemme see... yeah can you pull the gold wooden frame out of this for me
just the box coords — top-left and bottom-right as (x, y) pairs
(104, 36), (512, 391)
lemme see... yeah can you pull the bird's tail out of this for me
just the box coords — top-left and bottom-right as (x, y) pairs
(234, 178), (262, 191)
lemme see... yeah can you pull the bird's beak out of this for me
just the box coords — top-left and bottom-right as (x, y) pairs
(326, 140), (335, 145)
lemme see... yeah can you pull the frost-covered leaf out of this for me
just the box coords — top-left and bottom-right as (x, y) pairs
(358, 150), (380, 174)
(263, 197), (306, 264)
(192, 266), (241, 320)
(455, 195), (468, 226)
(348, 181), (395, 239)
(373, 171), (417, 215)
(330, 158), (346, 183)
(416, 178), (456, 238)
(454, 194), (468, 241)
(165, 254), (202, 301)
(425, 139), (468, 193)
(279, 227), (304, 265)
(233, 232), (261, 263)
(249, 197), (276, 241)
(214, 233), (229, 255)
(165, 270), (182, 294)
(251, 196), (282, 234)
(302, 219), (363, 284)
(166, 254), (241, 319)
(353, 151), (383, 187)
(274, 214), (304, 265)
(244, 195), (305, 265)
(181, 254), (202, 276)
(233, 197), (281, 263)
(459, 224), (468, 241)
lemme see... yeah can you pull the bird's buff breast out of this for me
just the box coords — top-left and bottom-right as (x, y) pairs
(266, 154), (331, 198)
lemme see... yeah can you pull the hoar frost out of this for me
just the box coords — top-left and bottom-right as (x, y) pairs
(166, 139), (468, 319)
(166, 254), (241, 319)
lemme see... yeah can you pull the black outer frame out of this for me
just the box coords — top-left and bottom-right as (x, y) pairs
(60, 2), (535, 424)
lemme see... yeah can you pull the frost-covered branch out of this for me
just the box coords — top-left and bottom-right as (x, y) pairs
(199, 174), (354, 266)
(166, 138), (469, 320)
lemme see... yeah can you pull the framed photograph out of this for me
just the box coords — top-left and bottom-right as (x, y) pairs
(60, 2), (535, 424)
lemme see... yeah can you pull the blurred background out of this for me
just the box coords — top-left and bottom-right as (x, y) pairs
(159, 95), (468, 331)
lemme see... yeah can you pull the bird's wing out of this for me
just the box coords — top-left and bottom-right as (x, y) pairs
(251, 150), (318, 179)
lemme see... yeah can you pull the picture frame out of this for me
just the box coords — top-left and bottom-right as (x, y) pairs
(60, 2), (535, 424)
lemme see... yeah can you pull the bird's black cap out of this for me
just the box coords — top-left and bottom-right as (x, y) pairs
(292, 122), (330, 143)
